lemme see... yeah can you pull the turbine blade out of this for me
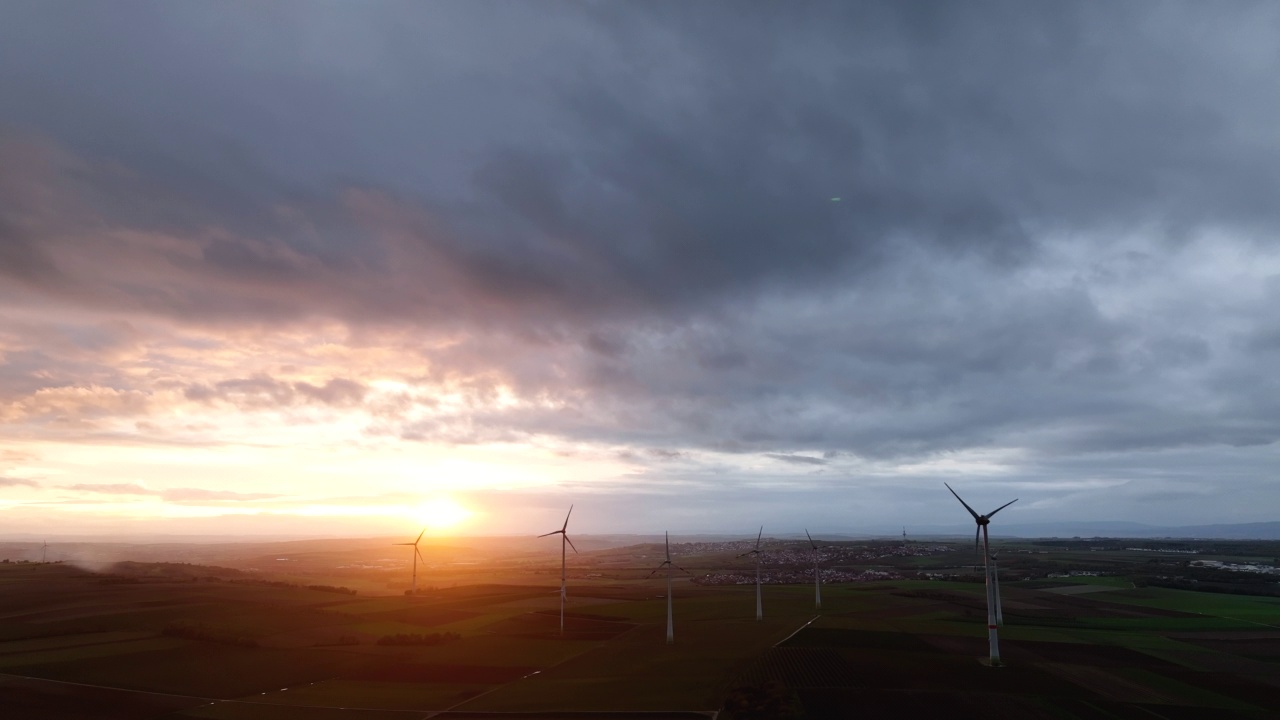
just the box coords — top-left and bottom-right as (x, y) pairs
(975, 525), (981, 552)
(806, 529), (816, 549)
(986, 498), (1018, 518)
(565, 535), (579, 554)
(674, 564), (691, 575)
(562, 504), (573, 531)
(393, 542), (414, 546)
(415, 528), (426, 544)
(416, 546), (426, 565)
(945, 482), (981, 520)
(646, 563), (667, 579)
(756, 526), (763, 550)
(735, 550), (757, 559)
(665, 531), (671, 562)
(537, 530), (560, 538)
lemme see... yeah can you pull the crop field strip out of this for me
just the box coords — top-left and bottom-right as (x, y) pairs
(767, 583), (1276, 718)
(0, 672), (431, 719)
(2, 546), (1278, 718)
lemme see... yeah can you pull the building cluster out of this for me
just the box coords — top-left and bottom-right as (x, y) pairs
(1125, 547), (1200, 554)
(672, 540), (771, 555)
(672, 540), (953, 563)
(1191, 559), (1280, 575)
(694, 568), (901, 586)
(750, 543), (953, 566)
(652, 540), (953, 587)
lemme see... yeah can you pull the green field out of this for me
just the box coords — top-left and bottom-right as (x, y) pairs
(1, 541), (1277, 719)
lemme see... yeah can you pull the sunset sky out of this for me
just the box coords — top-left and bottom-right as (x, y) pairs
(2, 2), (1279, 538)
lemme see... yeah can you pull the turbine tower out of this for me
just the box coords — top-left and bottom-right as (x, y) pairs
(736, 526), (764, 621)
(393, 528), (427, 594)
(538, 505), (578, 635)
(945, 483), (1017, 666)
(805, 530), (828, 610)
(41, 540), (48, 564)
(647, 531), (689, 644)
(990, 551), (1004, 626)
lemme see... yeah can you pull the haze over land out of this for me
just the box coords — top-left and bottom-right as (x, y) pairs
(3, 2), (1280, 538)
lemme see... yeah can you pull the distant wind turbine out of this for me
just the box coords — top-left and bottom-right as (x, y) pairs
(805, 530), (829, 610)
(945, 483), (1017, 666)
(990, 551), (1004, 626)
(393, 528), (426, 595)
(736, 526), (764, 621)
(538, 505), (578, 635)
(41, 540), (47, 564)
(647, 532), (690, 644)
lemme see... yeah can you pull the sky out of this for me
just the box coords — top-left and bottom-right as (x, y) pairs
(2, 1), (1279, 539)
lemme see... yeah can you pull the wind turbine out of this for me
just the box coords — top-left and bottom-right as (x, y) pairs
(538, 505), (578, 635)
(736, 526), (764, 621)
(805, 530), (828, 610)
(945, 483), (1017, 666)
(990, 551), (1004, 626)
(393, 528), (426, 595)
(41, 540), (48, 564)
(647, 531), (689, 644)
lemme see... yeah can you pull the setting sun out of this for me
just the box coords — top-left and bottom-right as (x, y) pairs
(413, 498), (473, 530)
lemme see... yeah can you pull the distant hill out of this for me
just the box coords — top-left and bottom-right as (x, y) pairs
(894, 520), (1280, 540)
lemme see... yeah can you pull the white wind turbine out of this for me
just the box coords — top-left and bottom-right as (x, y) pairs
(736, 526), (764, 621)
(990, 551), (1004, 626)
(538, 505), (578, 635)
(647, 532), (690, 644)
(945, 483), (1017, 666)
(805, 530), (829, 610)
(393, 528), (426, 595)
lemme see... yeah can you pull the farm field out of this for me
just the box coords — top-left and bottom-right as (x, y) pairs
(0, 539), (1275, 718)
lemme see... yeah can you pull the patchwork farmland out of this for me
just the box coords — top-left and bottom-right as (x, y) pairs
(0, 538), (1276, 718)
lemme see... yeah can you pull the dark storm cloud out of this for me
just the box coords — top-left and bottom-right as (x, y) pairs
(766, 454), (829, 467)
(2, 1), (1280, 517)
(4, 2), (1278, 317)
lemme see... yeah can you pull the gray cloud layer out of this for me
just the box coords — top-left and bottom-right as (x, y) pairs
(2, 2), (1280, 525)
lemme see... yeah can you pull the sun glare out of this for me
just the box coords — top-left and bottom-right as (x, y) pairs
(413, 498), (473, 530)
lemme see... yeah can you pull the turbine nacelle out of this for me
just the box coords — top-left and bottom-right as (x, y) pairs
(945, 482), (1017, 551)
(537, 505), (578, 553)
(647, 532), (690, 578)
(736, 525), (764, 559)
